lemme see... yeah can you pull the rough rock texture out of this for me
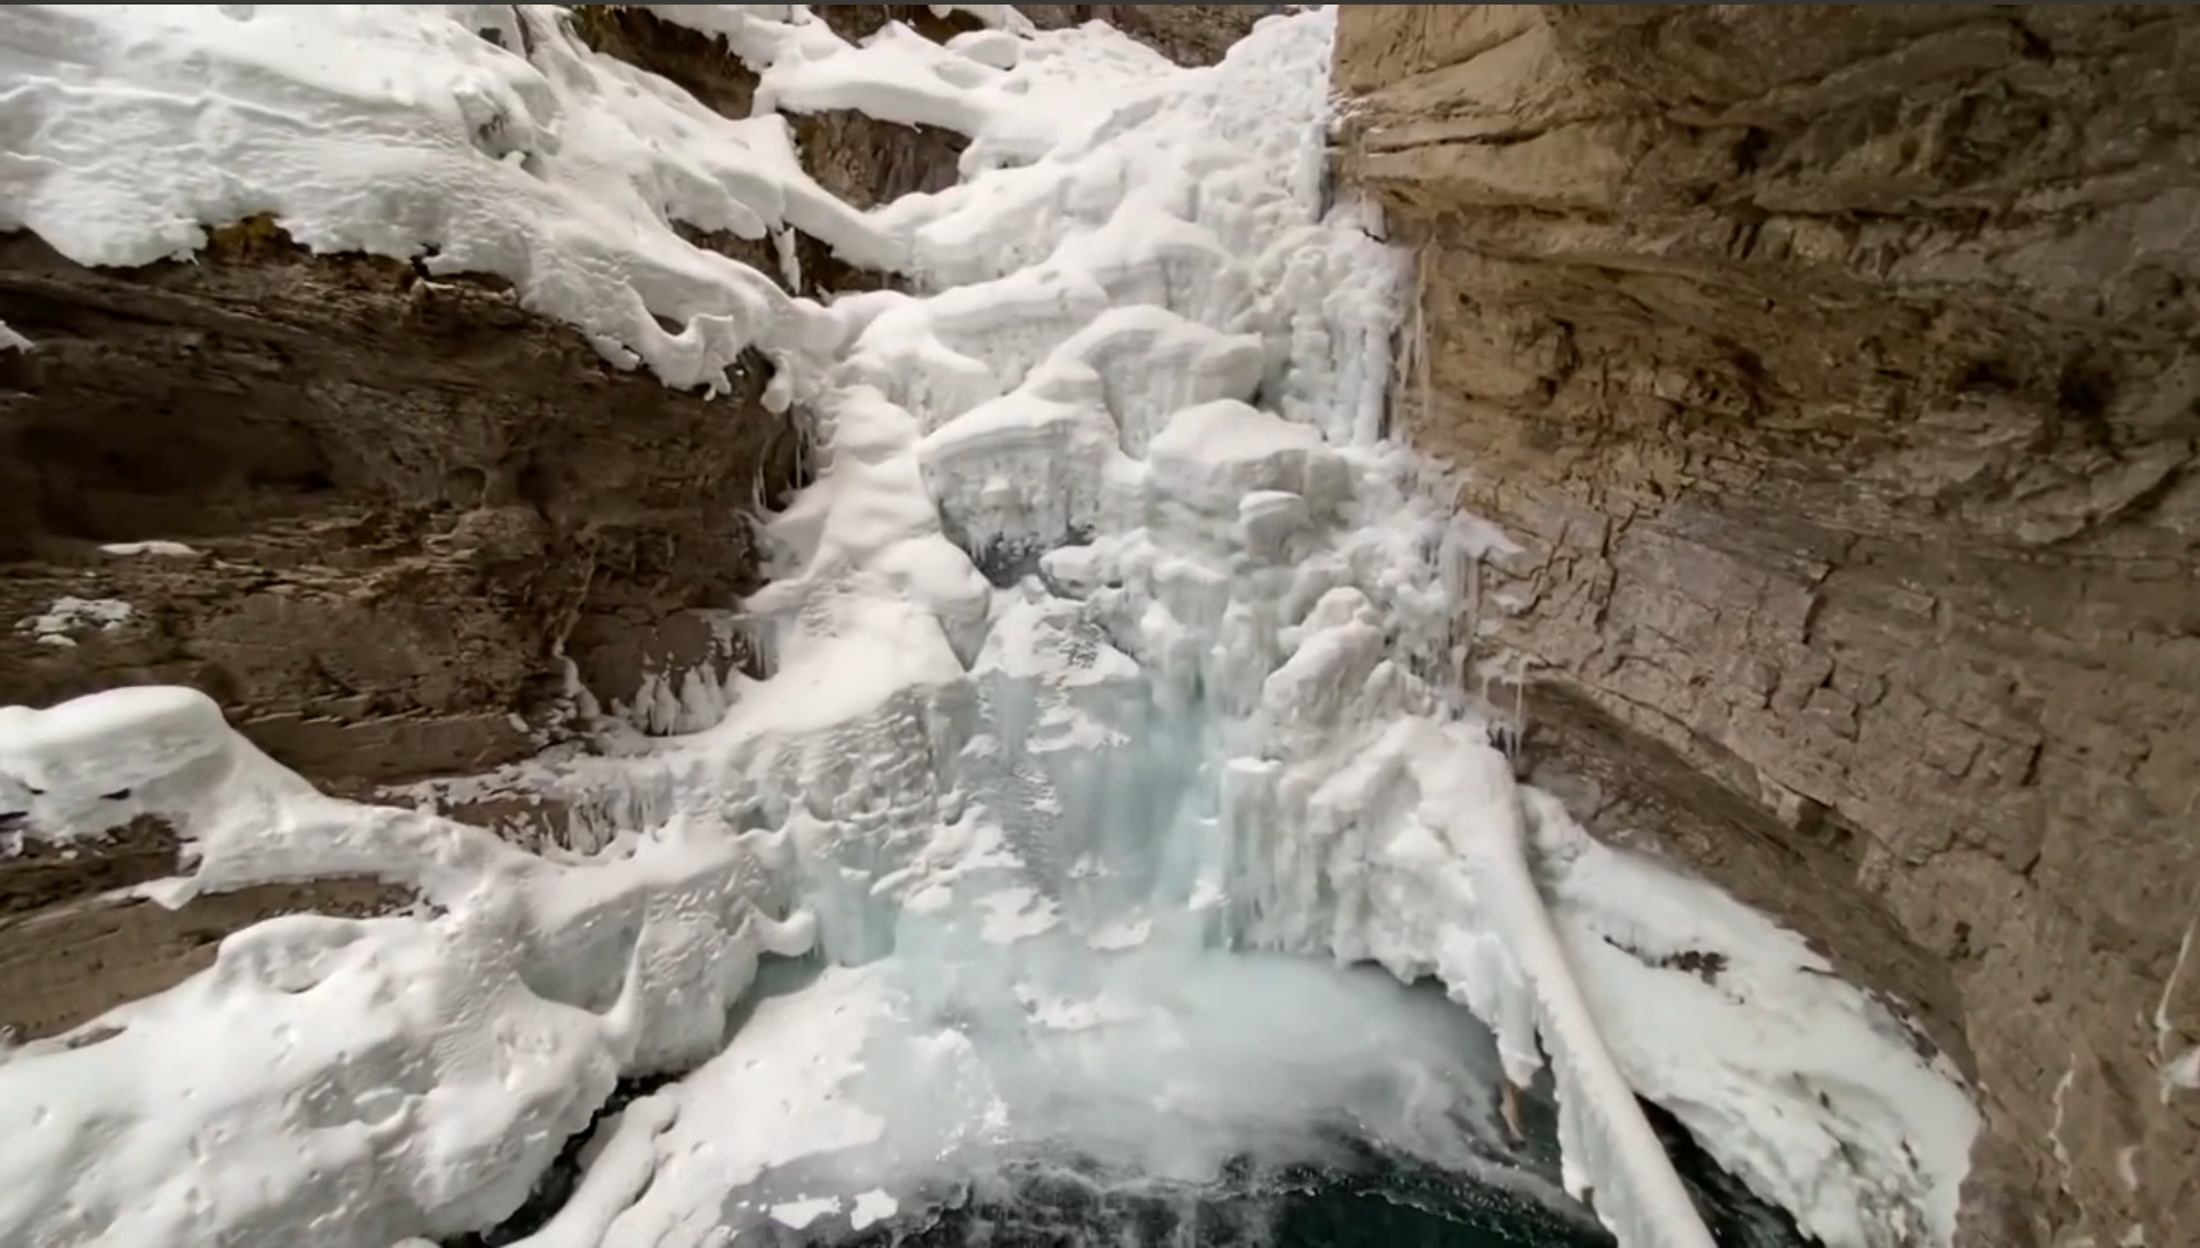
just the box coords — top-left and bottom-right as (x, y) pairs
(1076, 5), (1292, 67)
(0, 816), (411, 1043)
(1334, 7), (2200, 1246)
(1, 226), (795, 783)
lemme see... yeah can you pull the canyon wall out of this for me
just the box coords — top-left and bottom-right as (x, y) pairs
(1332, 6), (2200, 1246)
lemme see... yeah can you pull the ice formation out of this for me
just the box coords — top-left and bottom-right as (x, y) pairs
(0, 6), (1978, 1248)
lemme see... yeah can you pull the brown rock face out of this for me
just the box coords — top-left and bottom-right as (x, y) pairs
(1334, 6), (2200, 1245)
(576, 5), (973, 217)
(0, 227), (797, 783)
(0, 816), (411, 1043)
(0, 222), (793, 1033)
(1079, 5), (1292, 67)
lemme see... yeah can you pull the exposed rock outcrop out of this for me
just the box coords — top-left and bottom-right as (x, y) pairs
(1, 227), (795, 783)
(575, 5), (973, 216)
(1078, 5), (1292, 66)
(1334, 6), (2200, 1246)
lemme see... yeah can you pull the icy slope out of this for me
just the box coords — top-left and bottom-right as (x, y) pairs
(0, 6), (1976, 1248)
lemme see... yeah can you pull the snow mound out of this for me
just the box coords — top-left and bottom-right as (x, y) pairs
(0, 685), (816, 1246)
(0, 7), (1977, 1248)
(6, 2), (882, 396)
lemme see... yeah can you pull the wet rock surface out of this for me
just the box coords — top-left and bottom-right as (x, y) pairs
(1333, 6), (2200, 1245)
(0, 223), (799, 783)
(0, 6), (829, 1046)
(0, 217), (776, 1037)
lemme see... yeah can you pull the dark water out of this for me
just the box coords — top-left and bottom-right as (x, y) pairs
(455, 1074), (1811, 1248)
(813, 1098), (1806, 1248)
(454, 950), (1811, 1248)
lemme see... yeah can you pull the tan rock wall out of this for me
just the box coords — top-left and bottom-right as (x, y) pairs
(1334, 7), (2200, 1246)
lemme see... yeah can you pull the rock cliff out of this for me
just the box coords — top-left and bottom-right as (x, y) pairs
(0, 4), (935, 1045)
(1333, 6), (2200, 1246)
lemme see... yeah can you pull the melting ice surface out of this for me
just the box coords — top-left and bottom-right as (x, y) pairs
(0, 7), (1978, 1248)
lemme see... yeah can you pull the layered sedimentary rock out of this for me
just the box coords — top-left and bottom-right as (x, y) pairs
(1077, 4), (1290, 66)
(1, 228), (797, 783)
(1333, 7), (2200, 1246)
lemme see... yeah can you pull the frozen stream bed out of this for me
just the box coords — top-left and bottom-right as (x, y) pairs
(0, 6), (1976, 1248)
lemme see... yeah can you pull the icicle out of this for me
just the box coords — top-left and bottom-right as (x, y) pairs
(1415, 242), (1434, 439)
(772, 225), (803, 293)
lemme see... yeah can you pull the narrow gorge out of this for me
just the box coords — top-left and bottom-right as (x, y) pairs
(1, 6), (2192, 1248)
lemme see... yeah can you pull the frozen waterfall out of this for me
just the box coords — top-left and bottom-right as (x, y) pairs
(0, 7), (1977, 1248)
